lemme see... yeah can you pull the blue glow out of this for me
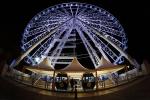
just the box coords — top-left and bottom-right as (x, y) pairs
(21, 2), (128, 69)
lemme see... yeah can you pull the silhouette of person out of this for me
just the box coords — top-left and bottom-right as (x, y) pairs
(70, 78), (74, 91)
(74, 85), (77, 99)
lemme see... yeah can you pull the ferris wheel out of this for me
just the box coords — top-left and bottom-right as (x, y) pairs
(21, 2), (128, 69)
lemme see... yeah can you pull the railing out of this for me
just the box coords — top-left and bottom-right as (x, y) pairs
(5, 68), (144, 92)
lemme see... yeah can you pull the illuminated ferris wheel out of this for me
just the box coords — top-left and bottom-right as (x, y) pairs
(21, 2), (128, 69)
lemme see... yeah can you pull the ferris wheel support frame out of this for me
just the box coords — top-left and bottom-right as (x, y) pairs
(10, 17), (139, 69)
(10, 2), (140, 69)
(76, 20), (111, 63)
(50, 21), (74, 67)
(76, 26), (101, 68)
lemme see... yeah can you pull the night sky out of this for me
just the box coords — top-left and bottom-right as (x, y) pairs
(0, 0), (149, 64)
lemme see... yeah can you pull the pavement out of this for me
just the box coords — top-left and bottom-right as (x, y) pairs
(0, 75), (150, 100)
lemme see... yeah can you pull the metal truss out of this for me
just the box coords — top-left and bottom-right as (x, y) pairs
(11, 2), (139, 69)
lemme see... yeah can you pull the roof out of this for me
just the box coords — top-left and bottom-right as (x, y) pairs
(60, 57), (89, 72)
(24, 57), (54, 75)
(38, 57), (54, 69)
(96, 65), (125, 75)
(99, 56), (114, 66)
(25, 67), (54, 75)
(96, 56), (117, 69)
(95, 56), (125, 74)
(24, 57), (125, 75)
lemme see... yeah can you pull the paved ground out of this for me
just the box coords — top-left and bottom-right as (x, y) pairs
(0, 75), (150, 100)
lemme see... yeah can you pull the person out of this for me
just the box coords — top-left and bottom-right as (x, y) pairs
(99, 75), (105, 88)
(114, 73), (119, 85)
(74, 85), (77, 99)
(47, 76), (52, 90)
(31, 73), (36, 85)
(74, 79), (77, 85)
(44, 75), (49, 89)
(70, 78), (74, 91)
(52, 77), (55, 91)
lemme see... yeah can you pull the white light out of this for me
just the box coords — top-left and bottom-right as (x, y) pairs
(22, 2), (128, 67)
(35, 57), (40, 62)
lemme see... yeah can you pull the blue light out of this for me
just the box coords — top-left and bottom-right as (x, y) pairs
(21, 2), (128, 68)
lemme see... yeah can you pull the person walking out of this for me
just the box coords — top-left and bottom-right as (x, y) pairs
(74, 85), (77, 99)
(44, 75), (48, 89)
(70, 78), (74, 92)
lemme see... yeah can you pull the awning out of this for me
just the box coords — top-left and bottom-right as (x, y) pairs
(24, 57), (54, 76)
(38, 57), (54, 69)
(96, 65), (125, 75)
(60, 57), (89, 72)
(25, 66), (54, 76)
(24, 57), (125, 76)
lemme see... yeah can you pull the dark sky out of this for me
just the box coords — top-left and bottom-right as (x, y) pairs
(0, 0), (149, 64)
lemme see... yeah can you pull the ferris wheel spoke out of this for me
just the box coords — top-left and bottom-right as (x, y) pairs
(80, 16), (114, 26)
(75, 5), (79, 16)
(54, 8), (68, 16)
(48, 9), (66, 17)
(100, 26), (125, 37)
(81, 13), (105, 20)
(23, 32), (48, 50)
(76, 25), (101, 68)
(13, 18), (73, 67)
(80, 18), (119, 31)
(104, 34), (127, 49)
(34, 11), (69, 24)
(78, 17), (125, 38)
(23, 21), (67, 48)
(61, 7), (72, 16)
(81, 12), (101, 19)
(44, 26), (67, 55)
(24, 55), (34, 64)
(101, 44), (118, 62)
(81, 19), (137, 66)
(76, 7), (88, 16)
(24, 20), (67, 43)
(85, 30), (118, 62)
(90, 19), (117, 27)
(29, 21), (48, 29)
(78, 18), (121, 62)
(100, 20), (120, 30)
(30, 26), (67, 64)
(30, 34), (56, 60)
(69, 6), (73, 16)
(78, 8), (96, 17)
(25, 26), (48, 38)
(114, 55), (124, 64)
(77, 20), (111, 63)
(50, 22), (74, 67)
(30, 19), (66, 29)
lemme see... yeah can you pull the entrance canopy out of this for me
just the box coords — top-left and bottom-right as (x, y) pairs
(25, 67), (54, 76)
(24, 57), (54, 76)
(61, 57), (89, 72)
(56, 57), (91, 78)
(24, 57), (125, 77)
(95, 56), (125, 75)
(96, 65), (125, 75)
(38, 57), (53, 69)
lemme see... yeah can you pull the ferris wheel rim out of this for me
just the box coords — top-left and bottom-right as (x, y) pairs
(20, 2), (129, 69)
